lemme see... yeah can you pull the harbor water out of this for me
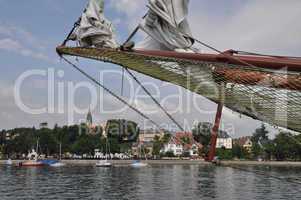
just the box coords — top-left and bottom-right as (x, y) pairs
(1, 164), (301, 200)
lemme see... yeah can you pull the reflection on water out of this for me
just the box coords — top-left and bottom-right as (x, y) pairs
(1, 164), (301, 200)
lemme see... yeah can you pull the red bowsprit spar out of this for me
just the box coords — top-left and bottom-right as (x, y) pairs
(56, 45), (301, 161)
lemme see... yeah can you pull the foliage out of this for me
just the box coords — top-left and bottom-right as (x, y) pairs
(192, 122), (211, 146)
(165, 151), (175, 157)
(152, 135), (162, 156)
(182, 151), (191, 158)
(106, 119), (139, 142)
(251, 124), (270, 159)
(273, 132), (301, 161)
(0, 122), (136, 158)
(216, 148), (232, 160)
(232, 144), (250, 159)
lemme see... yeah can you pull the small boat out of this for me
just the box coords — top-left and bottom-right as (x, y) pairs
(5, 159), (13, 166)
(131, 160), (148, 167)
(19, 140), (45, 167)
(49, 143), (66, 167)
(96, 160), (112, 167)
(96, 134), (112, 167)
(19, 160), (44, 167)
(50, 162), (66, 167)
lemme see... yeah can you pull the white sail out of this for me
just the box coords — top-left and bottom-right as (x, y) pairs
(138, 0), (194, 51)
(75, 0), (118, 48)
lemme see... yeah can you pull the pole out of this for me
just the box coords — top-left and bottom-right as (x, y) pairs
(59, 142), (62, 161)
(207, 85), (225, 162)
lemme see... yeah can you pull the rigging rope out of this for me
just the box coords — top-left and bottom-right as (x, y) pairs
(125, 68), (185, 131)
(121, 67), (125, 96)
(60, 55), (161, 129)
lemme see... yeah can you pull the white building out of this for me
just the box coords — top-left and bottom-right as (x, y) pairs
(161, 133), (202, 157)
(161, 137), (184, 156)
(216, 138), (232, 149)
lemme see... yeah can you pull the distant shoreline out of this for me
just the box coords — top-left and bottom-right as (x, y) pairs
(2, 160), (301, 167)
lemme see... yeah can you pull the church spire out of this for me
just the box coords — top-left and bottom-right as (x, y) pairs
(86, 107), (93, 126)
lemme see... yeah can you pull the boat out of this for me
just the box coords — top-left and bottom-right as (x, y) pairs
(96, 160), (112, 167)
(5, 159), (13, 166)
(18, 140), (45, 167)
(131, 160), (148, 167)
(49, 143), (66, 167)
(19, 160), (44, 167)
(96, 132), (112, 167)
(50, 162), (66, 167)
(131, 140), (148, 167)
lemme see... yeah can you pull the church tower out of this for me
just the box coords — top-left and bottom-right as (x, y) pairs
(86, 108), (93, 127)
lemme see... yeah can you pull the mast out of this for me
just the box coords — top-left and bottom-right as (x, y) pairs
(59, 142), (62, 161)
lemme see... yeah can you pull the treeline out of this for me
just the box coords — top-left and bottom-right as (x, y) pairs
(0, 124), (132, 159)
(193, 123), (301, 161)
(234, 124), (301, 161)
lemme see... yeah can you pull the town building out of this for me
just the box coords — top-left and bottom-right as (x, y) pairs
(216, 131), (233, 149)
(234, 136), (253, 152)
(161, 132), (202, 157)
(39, 122), (48, 129)
(131, 142), (154, 158)
(139, 129), (164, 143)
(131, 129), (164, 157)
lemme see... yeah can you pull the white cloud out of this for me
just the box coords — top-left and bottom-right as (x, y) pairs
(0, 81), (13, 99)
(189, 0), (301, 56)
(109, 0), (147, 31)
(0, 21), (51, 61)
(0, 38), (49, 61)
(109, 0), (146, 17)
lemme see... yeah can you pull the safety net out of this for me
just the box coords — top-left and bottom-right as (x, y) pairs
(56, 46), (301, 133)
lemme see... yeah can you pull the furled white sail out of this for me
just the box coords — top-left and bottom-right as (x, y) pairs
(138, 0), (194, 51)
(75, 0), (118, 48)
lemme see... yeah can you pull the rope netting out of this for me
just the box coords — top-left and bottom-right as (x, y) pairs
(57, 46), (301, 133)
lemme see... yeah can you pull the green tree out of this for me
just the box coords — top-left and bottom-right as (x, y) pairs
(152, 135), (162, 156)
(72, 134), (101, 155)
(216, 147), (233, 160)
(273, 132), (300, 161)
(192, 122), (211, 146)
(251, 124), (270, 159)
(165, 151), (175, 157)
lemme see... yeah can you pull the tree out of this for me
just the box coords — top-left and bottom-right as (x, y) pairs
(192, 122), (211, 146)
(251, 124), (270, 159)
(37, 128), (57, 156)
(165, 151), (175, 157)
(273, 132), (300, 161)
(72, 134), (101, 155)
(216, 147), (233, 160)
(232, 144), (244, 159)
(152, 135), (162, 156)
(192, 122), (212, 158)
(106, 119), (139, 142)
(232, 144), (251, 160)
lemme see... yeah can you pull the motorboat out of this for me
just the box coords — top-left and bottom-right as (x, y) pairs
(130, 160), (148, 167)
(19, 160), (44, 167)
(5, 159), (13, 166)
(19, 141), (45, 167)
(96, 160), (112, 167)
(50, 161), (66, 167)
(49, 143), (66, 167)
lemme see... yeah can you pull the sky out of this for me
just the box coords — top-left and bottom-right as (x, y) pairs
(0, 0), (301, 138)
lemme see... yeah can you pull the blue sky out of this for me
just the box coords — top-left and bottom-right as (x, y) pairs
(0, 0), (300, 137)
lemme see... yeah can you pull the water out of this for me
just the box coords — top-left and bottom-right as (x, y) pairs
(1, 164), (301, 200)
